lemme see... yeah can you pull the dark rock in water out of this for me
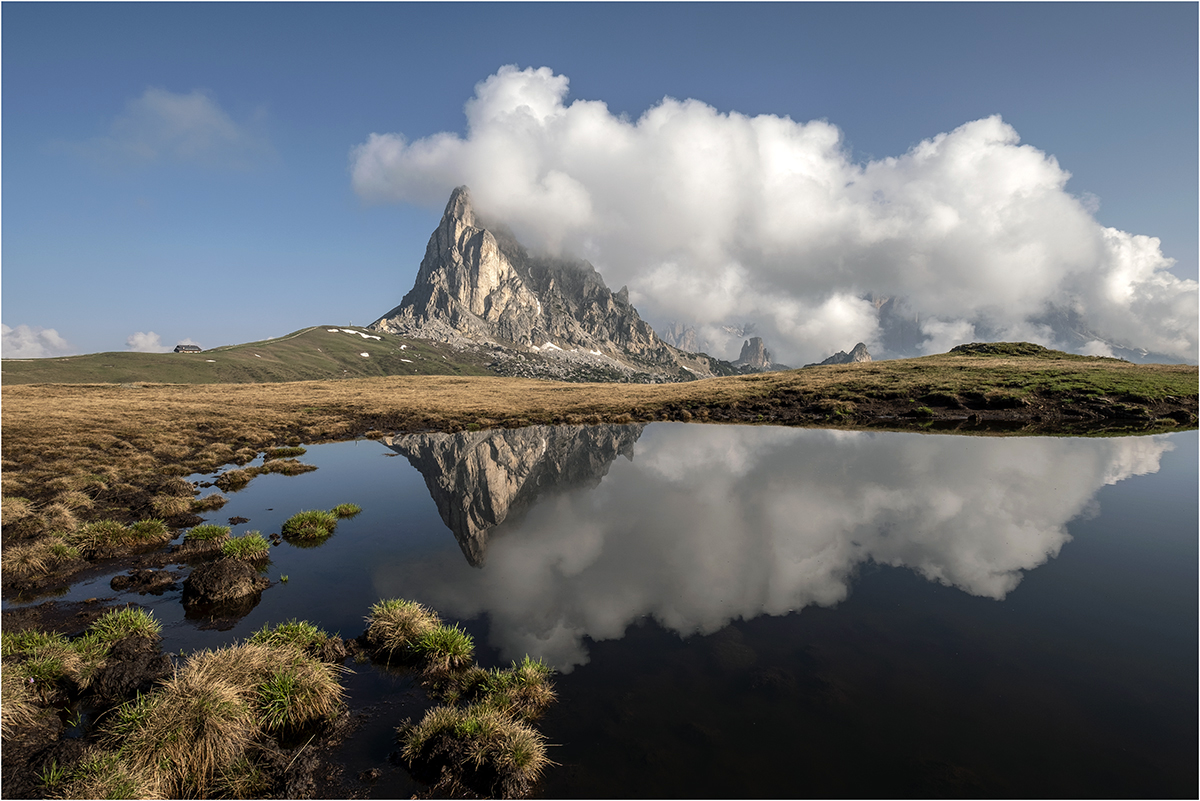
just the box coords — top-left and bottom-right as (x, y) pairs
(110, 568), (181, 595)
(804, 342), (872, 368)
(183, 559), (269, 606)
(86, 634), (171, 705)
(370, 186), (728, 382)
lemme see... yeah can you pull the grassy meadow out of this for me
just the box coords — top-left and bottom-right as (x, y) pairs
(0, 325), (495, 385)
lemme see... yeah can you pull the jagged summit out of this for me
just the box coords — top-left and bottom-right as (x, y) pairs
(371, 186), (728, 381)
(804, 342), (872, 368)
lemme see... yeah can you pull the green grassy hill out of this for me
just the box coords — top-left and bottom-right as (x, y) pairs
(0, 326), (499, 384)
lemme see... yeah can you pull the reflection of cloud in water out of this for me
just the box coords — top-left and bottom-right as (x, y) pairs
(375, 426), (1172, 671)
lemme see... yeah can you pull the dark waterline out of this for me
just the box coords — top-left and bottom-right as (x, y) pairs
(9, 426), (1196, 797)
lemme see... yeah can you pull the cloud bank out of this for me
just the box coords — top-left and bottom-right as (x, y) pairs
(1, 324), (73, 358)
(373, 425), (1175, 671)
(351, 65), (1197, 364)
(74, 88), (272, 168)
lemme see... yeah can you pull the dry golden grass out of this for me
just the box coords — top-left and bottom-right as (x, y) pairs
(1, 497), (34, 527)
(1, 537), (81, 581)
(108, 672), (257, 797)
(105, 641), (344, 796)
(1, 665), (38, 737)
(51, 747), (166, 800)
(365, 598), (442, 660)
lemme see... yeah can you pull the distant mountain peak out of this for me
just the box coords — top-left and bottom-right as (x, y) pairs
(804, 342), (872, 368)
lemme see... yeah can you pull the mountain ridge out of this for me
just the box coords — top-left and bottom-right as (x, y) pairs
(370, 187), (735, 383)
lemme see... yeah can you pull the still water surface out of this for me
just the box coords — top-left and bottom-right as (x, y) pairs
(21, 425), (1198, 796)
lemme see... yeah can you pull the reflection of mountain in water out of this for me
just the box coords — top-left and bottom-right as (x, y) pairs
(374, 426), (1180, 670)
(386, 424), (645, 565)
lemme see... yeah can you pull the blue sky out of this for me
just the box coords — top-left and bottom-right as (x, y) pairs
(2, 2), (1196, 361)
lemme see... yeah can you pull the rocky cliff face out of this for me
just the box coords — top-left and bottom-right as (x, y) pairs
(371, 187), (721, 380)
(804, 342), (872, 368)
(735, 337), (771, 369)
(386, 423), (645, 566)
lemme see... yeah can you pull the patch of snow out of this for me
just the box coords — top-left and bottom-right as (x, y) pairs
(400, 344), (406, 350)
(590, 350), (601, 356)
(541, 341), (563, 351)
(357, 332), (381, 340)
(360, 352), (370, 358)
(340, 328), (358, 334)
(206, 359), (216, 363)
(400, 358), (413, 363)
(327, 329), (340, 333)
(254, 354), (261, 358)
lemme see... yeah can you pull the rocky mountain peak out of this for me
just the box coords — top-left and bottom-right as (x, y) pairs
(804, 342), (873, 368)
(370, 186), (728, 381)
(736, 337), (772, 369)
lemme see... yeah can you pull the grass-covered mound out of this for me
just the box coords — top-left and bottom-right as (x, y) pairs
(365, 596), (558, 797)
(6, 609), (348, 800)
(281, 509), (339, 542)
(222, 532), (270, 562)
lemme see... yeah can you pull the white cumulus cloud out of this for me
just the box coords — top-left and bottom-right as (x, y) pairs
(126, 331), (170, 352)
(351, 65), (1198, 365)
(1, 324), (74, 359)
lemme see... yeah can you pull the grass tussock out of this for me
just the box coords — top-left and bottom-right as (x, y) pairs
(40, 503), (80, 536)
(1, 608), (161, 703)
(90, 606), (162, 642)
(214, 467), (256, 492)
(54, 489), (95, 512)
(1, 496), (34, 526)
(281, 509), (339, 540)
(0, 536), (81, 581)
(51, 747), (165, 800)
(364, 598), (441, 661)
(66, 518), (172, 557)
(185, 523), (230, 541)
(1, 665), (38, 737)
(475, 657), (556, 722)
(248, 619), (331, 654)
(149, 494), (193, 518)
(332, 502), (362, 518)
(191, 492), (228, 512)
(108, 672), (257, 797)
(398, 702), (551, 798)
(259, 458), (318, 477)
(414, 624), (475, 676)
(183, 642), (344, 732)
(103, 641), (343, 796)
(221, 532), (270, 561)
